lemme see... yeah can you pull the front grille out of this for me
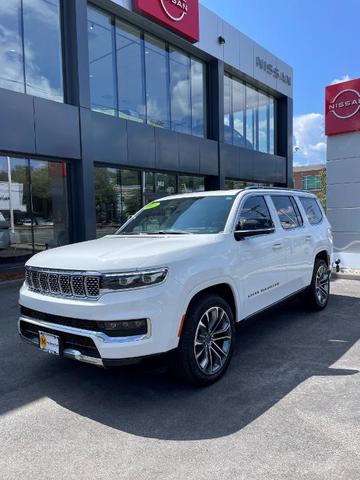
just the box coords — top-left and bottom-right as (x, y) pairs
(25, 267), (101, 300)
(20, 320), (101, 358)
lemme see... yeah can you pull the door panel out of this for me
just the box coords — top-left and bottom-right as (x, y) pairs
(232, 195), (289, 318)
(270, 195), (310, 294)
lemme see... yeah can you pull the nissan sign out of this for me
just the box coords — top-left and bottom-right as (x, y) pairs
(326, 78), (360, 135)
(135, 0), (200, 43)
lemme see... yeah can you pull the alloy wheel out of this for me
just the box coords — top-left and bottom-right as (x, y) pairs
(194, 307), (232, 376)
(315, 264), (330, 306)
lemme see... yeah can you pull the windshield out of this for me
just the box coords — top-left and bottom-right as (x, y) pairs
(117, 195), (236, 235)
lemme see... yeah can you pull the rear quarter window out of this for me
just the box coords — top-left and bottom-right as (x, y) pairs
(299, 197), (323, 225)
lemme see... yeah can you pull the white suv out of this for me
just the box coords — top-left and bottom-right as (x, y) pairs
(19, 188), (333, 385)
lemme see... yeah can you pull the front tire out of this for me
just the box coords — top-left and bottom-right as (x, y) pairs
(303, 258), (330, 310)
(172, 294), (236, 386)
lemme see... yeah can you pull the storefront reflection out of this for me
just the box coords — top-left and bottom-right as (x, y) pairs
(0, 157), (69, 270)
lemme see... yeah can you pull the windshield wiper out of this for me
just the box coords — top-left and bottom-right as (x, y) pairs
(152, 230), (192, 235)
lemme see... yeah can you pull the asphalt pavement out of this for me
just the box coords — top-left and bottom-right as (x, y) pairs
(0, 279), (359, 480)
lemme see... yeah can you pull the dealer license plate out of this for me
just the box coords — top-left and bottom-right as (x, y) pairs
(39, 331), (60, 356)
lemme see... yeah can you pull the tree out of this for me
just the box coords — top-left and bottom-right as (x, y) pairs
(318, 167), (327, 211)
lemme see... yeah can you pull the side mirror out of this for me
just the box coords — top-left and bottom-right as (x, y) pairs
(234, 226), (275, 241)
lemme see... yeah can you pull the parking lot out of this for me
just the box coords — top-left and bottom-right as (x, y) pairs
(0, 279), (359, 480)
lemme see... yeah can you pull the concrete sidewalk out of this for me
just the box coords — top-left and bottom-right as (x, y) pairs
(0, 279), (359, 480)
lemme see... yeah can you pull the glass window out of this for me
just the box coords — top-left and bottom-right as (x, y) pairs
(145, 34), (170, 129)
(0, 0), (24, 93)
(290, 197), (303, 226)
(0, 157), (31, 264)
(30, 159), (69, 251)
(237, 196), (274, 231)
(272, 195), (301, 230)
(246, 85), (257, 150)
(120, 169), (142, 220)
(225, 179), (272, 190)
(87, 7), (206, 137)
(154, 172), (176, 195)
(224, 74), (276, 153)
(116, 20), (145, 123)
(118, 195), (236, 235)
(178, 176), (205, 193)
(191, 58), (205, 137)
(23, 0), (63, 102)
(269, 98), (275, 154)
(299, 197), (323, 225)
(0, 0), (63, 102)
(0, 156), (69, 270)
(258, 91), (269, 153)
(170, 47), (191, 134)
(95, 166), (141, 238)
(302, 175), (321, 190)
(233, 78), (246, 147)
(88, 6), (116, 116)
(224, 75), (233, 144)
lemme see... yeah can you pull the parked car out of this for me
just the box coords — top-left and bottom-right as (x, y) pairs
(19, 188), (333, 386)
(0, 212), (10, 249)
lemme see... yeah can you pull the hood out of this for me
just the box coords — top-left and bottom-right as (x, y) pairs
(26, 234), (224, 272)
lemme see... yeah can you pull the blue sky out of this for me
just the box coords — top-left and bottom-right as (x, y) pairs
(201, 0), (359, 165)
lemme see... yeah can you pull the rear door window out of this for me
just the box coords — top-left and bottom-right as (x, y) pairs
(271, 195), (301, 230)
(299, 197), (323, 225)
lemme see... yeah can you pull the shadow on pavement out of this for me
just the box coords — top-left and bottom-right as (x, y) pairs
(1, 288), (359, 441)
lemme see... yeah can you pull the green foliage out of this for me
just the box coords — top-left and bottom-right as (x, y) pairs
(318, 168), (327, 211)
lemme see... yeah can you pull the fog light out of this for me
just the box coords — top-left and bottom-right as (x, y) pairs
(98, 319), (148, 337)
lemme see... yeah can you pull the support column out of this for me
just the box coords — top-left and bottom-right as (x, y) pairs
(62, 0), (96, 242)
(277, 96), (293, 187)
(206, 59), (225, 190)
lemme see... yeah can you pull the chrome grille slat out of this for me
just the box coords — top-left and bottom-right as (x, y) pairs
(25, 267), (100, 300)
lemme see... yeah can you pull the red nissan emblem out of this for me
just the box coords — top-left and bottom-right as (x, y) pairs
(160, 0), (188, 22)
(329, 88), (360, 120)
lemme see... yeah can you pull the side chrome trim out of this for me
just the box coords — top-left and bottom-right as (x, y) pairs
(242, 286), (308, 322)
(63, 348), (104, 367)
(18, 315), (152, 344)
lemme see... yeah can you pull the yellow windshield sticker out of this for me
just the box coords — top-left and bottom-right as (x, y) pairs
(144, 202), (161, 210)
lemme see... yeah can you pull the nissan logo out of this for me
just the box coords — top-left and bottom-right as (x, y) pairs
(160, 0), (188, 22)
(329, 88), (360, 119)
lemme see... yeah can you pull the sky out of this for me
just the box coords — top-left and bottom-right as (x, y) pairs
(201, 0), (360, 166)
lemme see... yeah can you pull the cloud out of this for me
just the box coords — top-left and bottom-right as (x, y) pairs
(330, 74), (352, 85)
(293, 113), (326, 166)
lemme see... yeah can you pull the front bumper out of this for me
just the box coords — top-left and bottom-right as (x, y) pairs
(18, 314), (151, 367)
(19, 277), (185, 364)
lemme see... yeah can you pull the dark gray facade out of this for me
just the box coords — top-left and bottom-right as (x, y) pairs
(0, 0), (293, 258)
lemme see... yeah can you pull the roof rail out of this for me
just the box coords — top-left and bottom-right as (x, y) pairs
(244, 186), (312, 194)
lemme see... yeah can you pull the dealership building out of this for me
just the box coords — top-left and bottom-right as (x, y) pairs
(0, 0), (293, 274)
(326, 77), (360, 269)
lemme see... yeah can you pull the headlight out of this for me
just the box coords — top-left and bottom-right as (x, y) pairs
(101, 268), (168, 292)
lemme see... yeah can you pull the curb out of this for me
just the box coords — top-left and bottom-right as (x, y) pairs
(332, 273), (360, 282)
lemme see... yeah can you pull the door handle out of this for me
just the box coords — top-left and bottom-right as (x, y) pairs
(305, 235), (313, 242)
(272, 243), (283, 250)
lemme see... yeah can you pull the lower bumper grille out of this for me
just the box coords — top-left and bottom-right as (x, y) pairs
(19, 320), (101, 359)
(20, 306), (149, 338)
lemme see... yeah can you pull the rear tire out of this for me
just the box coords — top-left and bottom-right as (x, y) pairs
(302, 258), (330, 310)
(172, 294), (235, 387)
